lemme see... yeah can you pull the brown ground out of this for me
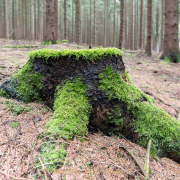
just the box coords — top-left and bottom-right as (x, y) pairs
(0, 39), (180, 180)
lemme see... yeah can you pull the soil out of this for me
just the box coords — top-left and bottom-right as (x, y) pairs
(0, 39), (180, 180)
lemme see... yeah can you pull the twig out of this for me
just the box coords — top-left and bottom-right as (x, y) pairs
(144, 140), (152, 179)
(38, 157), (48, 180)
(119, 143), (148, 179)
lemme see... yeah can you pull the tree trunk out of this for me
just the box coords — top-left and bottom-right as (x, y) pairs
(54, 0), (60, 41)
(118, 0), (124, 49)
(75, 0), (81, 44)
(93, 0), (96, 45)
(71, 0), (74, 43)
(155, 7), (159, 53)
(89, 0), (92, 46)
(31, 0), (34, 41)
(64, 0), (67, 40)
(1, 48), (180, 164)
(44, 0), (56, 44)
(145, 0), (152, 56)
(139, 0), (143, 49)
(0, 1), (2, 38)
(5, 0), (9, 38)
(103, 0), (107, 47)
(160, 0), (179, 62)
(160, 0), (164, 52)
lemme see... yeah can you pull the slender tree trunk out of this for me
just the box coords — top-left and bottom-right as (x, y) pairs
(113, 0), (116, 47)
(118, 0), (124, 49)
(145, 0), (152, 56)
(54, 0), (60, 41)
(156, 7), (159, 53)
(5, 0), (9, 38)
(72, 0), (74, 42)
(124, 0), (127, 49)
(44, 0), (56, 43)
(160, 0), (164, 52)
(139, 0), (143, 49)
(131, 0), (134, 50)
(0, 1), (2, 38)
(104, 0), (107, 47)
(64, 0), (67, 40)
(75, 0), (81, 44)
(31, 0), (34, 41)
(93, 0), (96, 45)
(89, 0), (92, 46)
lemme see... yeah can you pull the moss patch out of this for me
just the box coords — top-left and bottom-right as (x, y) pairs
(45, 78), (92, 139)
(0, 89), (10, 98)
(37, 78), (91, 173)
(99, 66), (180, 157)
(13, 61), (44, 103)
(29, 48), (122, 62)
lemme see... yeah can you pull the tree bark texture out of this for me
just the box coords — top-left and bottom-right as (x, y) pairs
(161, 0), (179, 62)
(75, 0), (81, 44)
(93, 0), (96, 45)
(118, 0), (124, 49)
(54, 0), (60, 41)
(44, 0), (56, 44)
(145, 0), (152, 56)
(64, 0), (67, 40)
(139, 0), (143, 49)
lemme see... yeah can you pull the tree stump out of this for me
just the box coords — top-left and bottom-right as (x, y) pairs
(0, 48), (180, 163)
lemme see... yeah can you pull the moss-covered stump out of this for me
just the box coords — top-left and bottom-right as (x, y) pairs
(0, 48), (180, 165)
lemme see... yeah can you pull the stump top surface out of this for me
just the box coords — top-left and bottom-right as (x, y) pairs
(29, 48), (122, 62)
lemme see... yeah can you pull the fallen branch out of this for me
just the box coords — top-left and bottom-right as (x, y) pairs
(119, 143), (148, 179)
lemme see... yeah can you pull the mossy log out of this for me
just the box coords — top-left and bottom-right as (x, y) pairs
(0, 48), (180, 164)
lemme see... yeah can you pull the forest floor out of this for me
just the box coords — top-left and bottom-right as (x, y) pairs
(0, 39), (180, 180)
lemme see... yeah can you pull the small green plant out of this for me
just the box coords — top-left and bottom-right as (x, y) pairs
(61, 39), (68, 43)
(107, 106), (123, 132)
(0, 89), (10, 98)
(55, 40), (60, 44)
(43, 40), (52, 45)
(10, 105), (24, 115)
(9, 121), (19, 128)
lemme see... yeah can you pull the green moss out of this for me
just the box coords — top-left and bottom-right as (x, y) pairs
(45, 78), (92, 139)
(99, 66), (180, 157)
(37, 78), (91, 173)
(61, 39), (68, 43)
(0, 89), (10, 98)
(8, 121), (19, 128)
(13, 61), (43, 103)
(36, 142), (67, 173)
(29, 48), (122, 62)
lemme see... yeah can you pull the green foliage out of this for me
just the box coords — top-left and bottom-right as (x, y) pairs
(36, 142), (67, 173)
(0, 89), (10, 98)
(3, 100), (33, 115)
(8, 121), (19, 128)
(45, 78), (92, 139)
(107, 105), (123, 132)
(61, 39), (68, 43)
(43, 40), (52, 45)
(29, 48), (122, 62)
(164, 54), (180, 63)
(99, 66), (180, 157)
(13, 61), (43, 103)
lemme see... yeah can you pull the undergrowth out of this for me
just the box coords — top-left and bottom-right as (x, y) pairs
(99, 66), (180, 157)
(29, 48), (122, 62)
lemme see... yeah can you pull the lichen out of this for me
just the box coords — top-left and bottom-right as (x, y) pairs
(99, 66), (180, 157)
(29, 48), (122, 62)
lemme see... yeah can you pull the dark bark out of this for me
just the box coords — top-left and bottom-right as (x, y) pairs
(75, 0), (81, 44)
(145, 0), (152, 56)
(64, 0), (67, 40)
(139, 0), (143, 49)
(54, 0), (60, 41)
(118, 0), (124, 49)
